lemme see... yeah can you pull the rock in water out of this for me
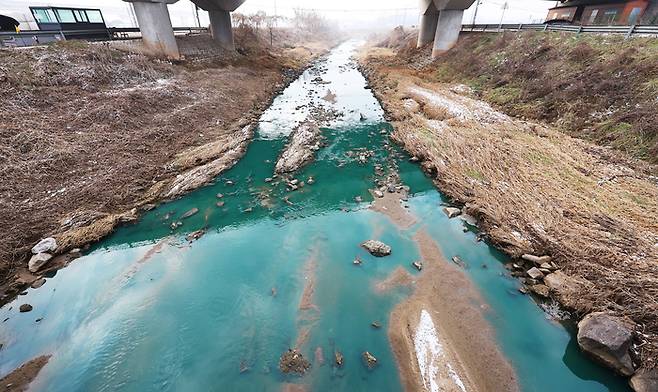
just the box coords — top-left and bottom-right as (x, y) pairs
(28, 253), (53, 273)
(412, 261), (423, 271)
(577, 312), (635, 376)
(451, 256), (467, 269)
(443, 207), (461, 218)
(19, 304), (32, 313)
(335, 351), (344, 367)
(362, 351), (378, 369)
(361, 240), (391, 257)
(630, 367), (658, 392)
(530, 284), (549, 297)
(275, 122), (323, 174)
(279, 349), (311, 375)
(181, 208), (199, 219)
(31, 278), (46, 289)
(31, 237), (57, 254)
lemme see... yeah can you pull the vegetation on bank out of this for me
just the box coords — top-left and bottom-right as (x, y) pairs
(0, 27), (332, 302)
(404, 32), (658, 164)
(361, 30), (658, 374)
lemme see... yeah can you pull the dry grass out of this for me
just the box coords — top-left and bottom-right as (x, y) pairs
(0, 35), (321, 293)
(373, 30), (658, 164)
(361, 50), (658, 367)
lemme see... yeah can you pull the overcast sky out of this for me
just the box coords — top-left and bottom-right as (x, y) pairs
(2, 0), (553, 30)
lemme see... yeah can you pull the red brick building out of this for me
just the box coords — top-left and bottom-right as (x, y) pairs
(545, 0), (658, 25)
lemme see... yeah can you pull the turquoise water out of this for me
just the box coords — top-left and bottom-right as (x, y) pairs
(0, 42), (630, 392)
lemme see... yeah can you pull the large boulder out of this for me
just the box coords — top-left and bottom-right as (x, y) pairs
(31, 237), (57, 254)
(544, 271), (591, 310)
(28, 253), (53, 273)
(361, 240), (392, 257)
(630, 367), (658, 392)
(577, 312), (635, 376)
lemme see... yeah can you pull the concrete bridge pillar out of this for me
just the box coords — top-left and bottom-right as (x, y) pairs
(418, 1), (439, 47)
(208, 9), (234, 50)
(432, 9), (465, 59)
(128, 0), (180, 59)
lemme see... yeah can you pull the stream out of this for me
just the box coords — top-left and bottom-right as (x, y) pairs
(0, 41), (631, 392)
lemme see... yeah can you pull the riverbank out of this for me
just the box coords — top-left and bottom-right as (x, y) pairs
(0, 35), (331, 306)
(371, 192), (518, 392)
(358, 34), (658, 383)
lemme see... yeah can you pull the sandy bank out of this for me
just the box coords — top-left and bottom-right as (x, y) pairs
(371, 189), (517, 391)
(389, 229), (518, 392)
(0, 355), (51, 392)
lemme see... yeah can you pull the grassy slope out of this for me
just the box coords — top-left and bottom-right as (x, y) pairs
(418, 32), (658, 163)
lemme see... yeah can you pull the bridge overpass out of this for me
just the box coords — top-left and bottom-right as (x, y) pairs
(418, 0), (476, 58)
(125, 0), (245, 58)
(125, 0), (475, 59)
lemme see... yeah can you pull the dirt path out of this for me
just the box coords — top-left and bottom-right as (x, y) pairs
(359, 44), (658, 370)
(0, 38), (330, 306)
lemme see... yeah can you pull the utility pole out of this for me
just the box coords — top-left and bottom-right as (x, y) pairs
(194, 4), (201, 28)
(471, 0), (481, 25)
(498, 1), (508, 30)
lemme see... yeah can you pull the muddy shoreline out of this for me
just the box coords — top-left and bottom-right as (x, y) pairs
(0, 51), (326, 309)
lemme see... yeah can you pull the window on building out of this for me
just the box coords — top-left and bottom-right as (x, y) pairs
(55, 9), (76, 23)
(603, 9), (618, 24)
(628, 7), (642, 24)
(73, 10), (88, 23)
(32, 9), (56, 24)
(589, 9), (599, 24)
(86, 10), (104, 23)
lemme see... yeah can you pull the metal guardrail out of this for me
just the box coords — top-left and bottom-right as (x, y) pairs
(462, 23), (658, 38)
(0, 27), (208, 48)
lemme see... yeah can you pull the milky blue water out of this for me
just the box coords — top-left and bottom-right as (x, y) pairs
(0, 42), (630, 392)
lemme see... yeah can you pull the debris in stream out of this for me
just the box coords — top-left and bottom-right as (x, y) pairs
(216, 201), (225, 208)
(19, 304), (32, 313)
(353, 256), (362, 266)
(335, 351), (344, 367)
(412, 261), (423, 271)
(216, 193), (224, 199)
(186, 229), (206, 242)
(443, 207), (461, 218)
(371, 321), (382, 329)
(279, 349), (311, 375)
(361, 240), (392, 257)
(170, 221), (182, 230)
(181, 208), (199, 219)
(362, 351), (378, 369)
(271, 287), (277, 297)
(239, 360), (250, 374)
(451, 256), (467, 269)
(307, 176), (315, 185)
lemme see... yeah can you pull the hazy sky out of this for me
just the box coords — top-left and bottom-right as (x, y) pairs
(2, 0), (553, 30)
